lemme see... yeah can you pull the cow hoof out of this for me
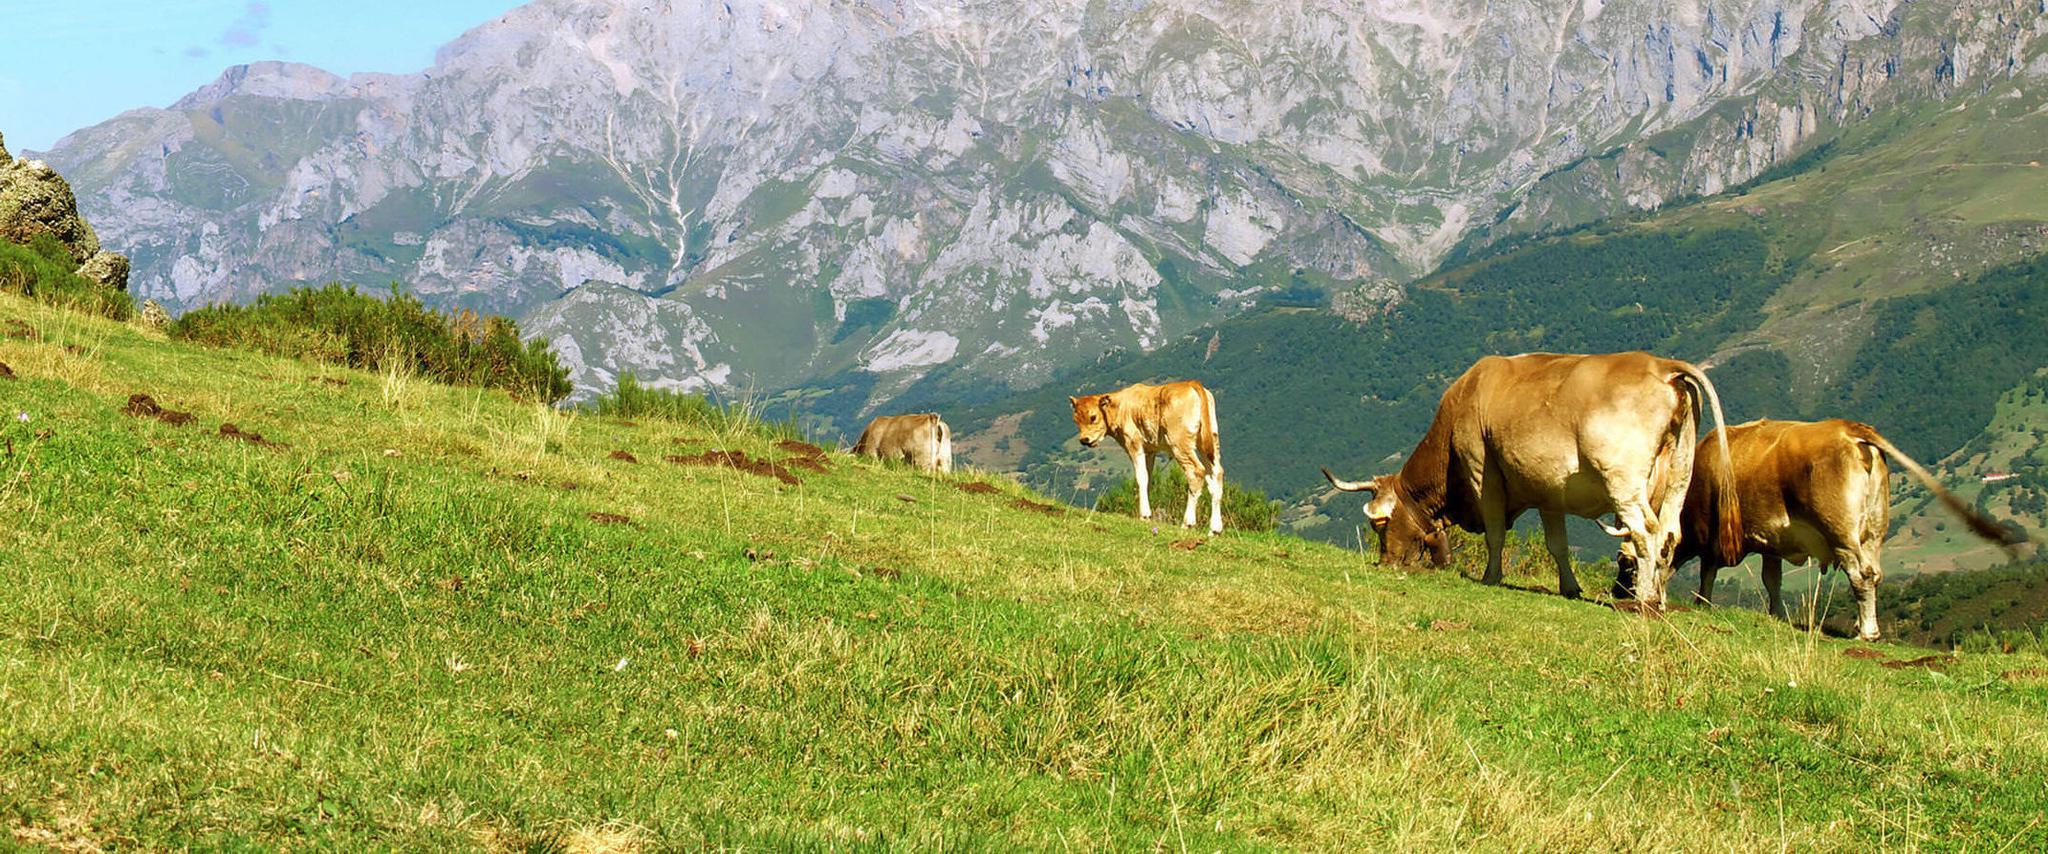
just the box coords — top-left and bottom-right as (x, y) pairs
(1560, 588), (1582, 601)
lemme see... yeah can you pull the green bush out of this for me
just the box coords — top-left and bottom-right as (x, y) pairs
(170, 283), (571, 403)
(587, 371), (805, 441)
(0, 237), (133, 320)
(1095, 460), (1278, 533)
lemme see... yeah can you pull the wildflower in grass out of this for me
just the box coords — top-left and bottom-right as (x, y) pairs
(446, 654), (471, 673)
(613, 657), (630, 672)
(12, 411), (25, 422)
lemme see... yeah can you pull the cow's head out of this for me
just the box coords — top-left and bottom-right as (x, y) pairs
(1069, 394), (1116, 448)
(1321, 468), (1448, 567)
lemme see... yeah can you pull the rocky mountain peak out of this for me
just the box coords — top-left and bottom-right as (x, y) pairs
(172, 61), (356, 110)
(37, 0), (2047, 414)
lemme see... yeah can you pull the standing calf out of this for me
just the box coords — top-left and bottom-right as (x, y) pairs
(1070, 380), (1223, 535)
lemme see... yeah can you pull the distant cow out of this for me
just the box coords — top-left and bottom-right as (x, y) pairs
(1070, 380), (1223, 535)
(852, 413), (952, 474)
(1612, 419), (2026, 641)
(1321, 352), (1739, 606)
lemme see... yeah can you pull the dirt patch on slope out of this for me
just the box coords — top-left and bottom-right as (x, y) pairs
(122, 393), (194, 426)
(1840, 647), (1887, 660)
(666, 450), (800, 485)
(1011, 497), (1063, 516)
(776, 439), (831, 472)
(0, 362), (13, 380)
(217, 422), (281, 448)
(776, 438), (829, 459)
(608, 450), (639, 463)
(587, 512), (635, 526)
(1, 319), (34, 340)
(1880, 654), (1957, 671)
(956, 481), (1001, 495)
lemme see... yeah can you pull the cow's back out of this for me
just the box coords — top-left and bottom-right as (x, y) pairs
(1449, 352), (1688, 514)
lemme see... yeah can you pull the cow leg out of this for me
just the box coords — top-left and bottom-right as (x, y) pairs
(1479, 504), (1509, 587)
(1611, 560), (1636, 601)
(1205, 459), (1224, 536)
(1174, 452), (1203, 530)
(1131, 447), (1153, 520)
(1841, 547), (1883, 642)
(1619, 506), (1667, 609)
(1761, 555), (1785, 619)
(1696, 565), (1719, 606)
(1540, 510), (1580, 599)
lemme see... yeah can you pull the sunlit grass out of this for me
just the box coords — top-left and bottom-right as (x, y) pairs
(2, 291), (2045, 850)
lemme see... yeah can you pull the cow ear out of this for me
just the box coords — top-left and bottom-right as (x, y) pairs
(1096, 395), (1112, 408)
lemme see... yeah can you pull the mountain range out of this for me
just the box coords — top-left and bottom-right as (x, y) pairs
(37, 0), (2044, 411)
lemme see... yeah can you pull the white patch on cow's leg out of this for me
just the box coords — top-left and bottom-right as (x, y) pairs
(1761, 555), (1785, 619)
(1617, 507), (1664, 608)
(1206, 463), (1224, 535)
(1842, 548), (1882, 641)
(1132, 448), (1152, 520)
(1541, 510), (1579, 599)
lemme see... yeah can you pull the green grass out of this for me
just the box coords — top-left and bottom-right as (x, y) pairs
(4, 291), (2048, 850)
(0, 236), (133, 321)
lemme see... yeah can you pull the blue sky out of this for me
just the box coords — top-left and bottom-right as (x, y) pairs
(0, 1), (526, 152)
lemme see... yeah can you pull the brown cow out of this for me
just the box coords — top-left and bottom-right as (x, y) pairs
(1070, 380), (1223, 534)
(1612, 419), (2026, 641)
(1322, 352), (1739, 606)
(852, 413), (952, 474)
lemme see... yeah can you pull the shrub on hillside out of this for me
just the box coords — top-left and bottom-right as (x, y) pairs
(587, 371), (805, 441)
(1095, 461), (1278, 533)
(170, 284), (571, 402)
(0, 236), (133, 320)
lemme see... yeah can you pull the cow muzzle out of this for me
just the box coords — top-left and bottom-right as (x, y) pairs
(1079, 437), (1098, 448)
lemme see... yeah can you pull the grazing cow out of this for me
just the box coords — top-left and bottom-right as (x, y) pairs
(1070, 380), (1223, 534)
(852, 413), (952, 474)
(1611, 419), (2026, 641)
(1321, 352), (1740, 606)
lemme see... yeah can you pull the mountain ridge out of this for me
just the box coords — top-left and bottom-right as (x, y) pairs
(41, 0), (2043, 410)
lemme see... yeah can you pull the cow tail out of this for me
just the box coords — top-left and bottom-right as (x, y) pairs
(1849, 423), (2025, 552)
(1198, 386), (1221, 473)
(1675, 363), (1742, 564)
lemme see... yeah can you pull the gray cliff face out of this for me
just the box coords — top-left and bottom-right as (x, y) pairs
(36, 0), (2047, 404)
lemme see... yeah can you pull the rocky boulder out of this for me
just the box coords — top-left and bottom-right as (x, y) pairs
(0, 130), (129, 291)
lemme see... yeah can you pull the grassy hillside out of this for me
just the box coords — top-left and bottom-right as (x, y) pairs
(6, 296), (2048, 849)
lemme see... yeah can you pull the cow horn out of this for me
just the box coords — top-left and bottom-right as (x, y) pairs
(1598, 517), (1631, 538)
(1321, 467), (1376, 494)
